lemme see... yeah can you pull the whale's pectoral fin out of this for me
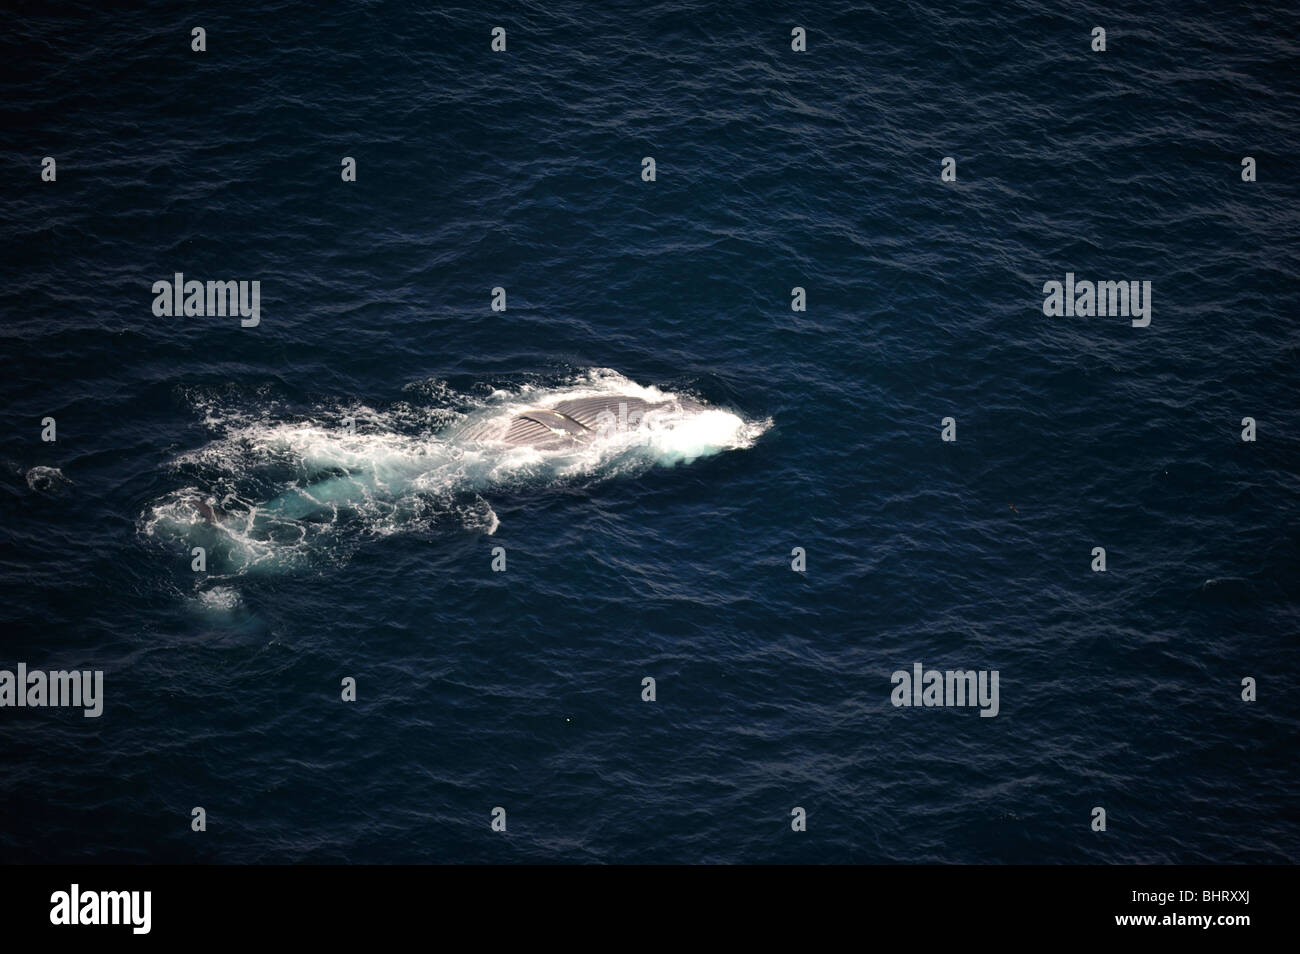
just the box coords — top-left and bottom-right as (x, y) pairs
(190, 496), (221, 525)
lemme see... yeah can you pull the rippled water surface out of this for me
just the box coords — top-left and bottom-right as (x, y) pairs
(1, 1), (1297, 863)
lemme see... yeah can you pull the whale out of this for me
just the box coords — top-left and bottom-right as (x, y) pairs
(171, 392), (729, 532)
(141, 377), (770, 575)
(249, 395), (710, 520)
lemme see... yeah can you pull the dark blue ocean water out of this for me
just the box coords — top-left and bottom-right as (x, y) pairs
(1, 0), (1297, 864)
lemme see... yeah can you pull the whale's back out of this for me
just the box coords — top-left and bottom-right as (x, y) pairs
(458, 394), (706, 447)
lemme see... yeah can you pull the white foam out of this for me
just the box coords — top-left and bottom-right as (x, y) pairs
(25, 465), (71, 494)
(196, 586), (242, 611)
